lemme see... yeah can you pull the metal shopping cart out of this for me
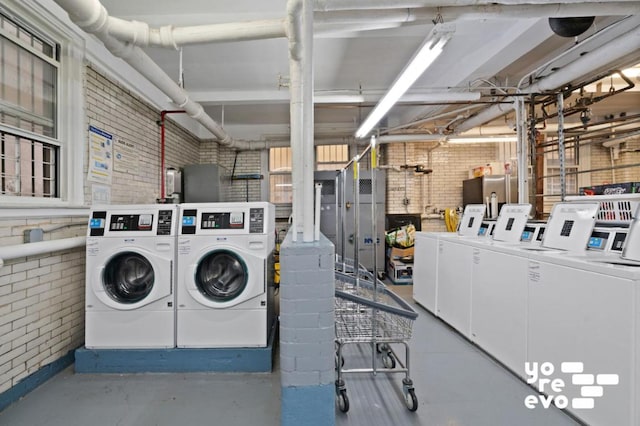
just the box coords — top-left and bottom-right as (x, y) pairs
(334, 271), (419, 413)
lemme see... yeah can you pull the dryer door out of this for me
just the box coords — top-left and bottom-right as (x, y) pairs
(92, 249), (173, 310)
(188, 248), (264, 308)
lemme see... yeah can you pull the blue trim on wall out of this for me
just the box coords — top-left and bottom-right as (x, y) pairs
(0, 349), (75, 412)
(282, 384), (335, 426)
(75, 321), (276, 373)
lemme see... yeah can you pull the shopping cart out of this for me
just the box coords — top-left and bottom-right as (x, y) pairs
(334, 271), (419, 413)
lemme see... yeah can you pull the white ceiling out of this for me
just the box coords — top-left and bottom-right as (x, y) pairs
(97, 1), (640, 143)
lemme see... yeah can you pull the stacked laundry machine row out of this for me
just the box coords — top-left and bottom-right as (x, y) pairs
(85, 202), (276, 349)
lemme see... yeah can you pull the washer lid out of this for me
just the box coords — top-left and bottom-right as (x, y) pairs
(195, 250), (248, 302)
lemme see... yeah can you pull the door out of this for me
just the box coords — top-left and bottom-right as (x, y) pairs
(186, 247), (265, 308)
(92, 248), (173, 310)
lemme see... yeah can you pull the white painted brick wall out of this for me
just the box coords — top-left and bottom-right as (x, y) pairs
(218, 147), (263, 202)
(0, 239), (85, 394)
(84, 66), (201, 204)
(1, 63), (219, 398)
(383, 142), (498, 232)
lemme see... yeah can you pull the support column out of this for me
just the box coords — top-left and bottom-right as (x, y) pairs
(280, 232), (335, 426)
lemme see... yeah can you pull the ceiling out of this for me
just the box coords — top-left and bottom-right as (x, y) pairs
(96, 1), (640, 144)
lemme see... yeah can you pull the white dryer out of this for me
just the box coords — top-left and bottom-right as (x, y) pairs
(85, 204), (178, 349)
(177, 202), (275, 348)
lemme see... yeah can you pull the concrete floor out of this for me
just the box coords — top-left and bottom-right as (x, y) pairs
(0, 284), (580, 426)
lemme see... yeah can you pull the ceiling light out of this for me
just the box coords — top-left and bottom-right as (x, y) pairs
(447, 136), (518, 144)
(355, 23), (455, 139)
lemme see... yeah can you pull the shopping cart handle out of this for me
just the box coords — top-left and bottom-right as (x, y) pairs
(334, 288), (418, 320)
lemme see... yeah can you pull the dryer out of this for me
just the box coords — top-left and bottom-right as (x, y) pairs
(85, 204), (178, 349)
(177, 202), (275, 348)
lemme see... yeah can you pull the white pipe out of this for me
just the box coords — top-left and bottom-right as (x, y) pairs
(315, 3), (638, 24)
(455, 24), (640, 133)
(314, 0), (640, 11)
(301, 0), (315, 242)
(107, 17), (287, 47)
(53, 0), (253, 149)
(314, 183), (322, 241)
(378, 134), (444, 143)
(287, 0), (303, 241)
(0, 237), (86, 268)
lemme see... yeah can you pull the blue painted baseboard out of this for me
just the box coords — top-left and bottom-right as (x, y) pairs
(282, 384), (335, 426)
(0, 349), (75, 412)
(75, 321), (276, 373)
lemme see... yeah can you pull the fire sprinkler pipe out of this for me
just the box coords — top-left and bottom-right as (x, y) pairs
(160, 110), (185, 199)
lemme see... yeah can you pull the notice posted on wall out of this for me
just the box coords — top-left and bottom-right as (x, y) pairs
(91, 184), (111, 205)
(114, 138), (139, 173)
(87, 125), (113, 184)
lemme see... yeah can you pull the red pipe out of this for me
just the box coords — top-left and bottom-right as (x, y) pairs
(160, 110), (185, 199)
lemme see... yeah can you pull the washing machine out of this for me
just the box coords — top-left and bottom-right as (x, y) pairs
(85, 204), (178, 349)
(177, 202), (275, 348)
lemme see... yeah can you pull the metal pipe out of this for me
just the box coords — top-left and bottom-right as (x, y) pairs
(0, 237), (86, 268)
(340, 169), (347, 270)
(335, 173), (340, 262)
(301, 0), (315, 242)
(314, 182), (322, 241)
(557, 92), (566, 201)
(314, 0), (639, 11)
(286, 0), (303, 240)
(454, 21), (640, 133)
(353, 155), (360, 284)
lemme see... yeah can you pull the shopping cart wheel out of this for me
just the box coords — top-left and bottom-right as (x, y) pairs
(404, 388), (418, 412)
(375, 343), (389, 354)
(382, 353), (396, 369)
(337, 389), (350, 413)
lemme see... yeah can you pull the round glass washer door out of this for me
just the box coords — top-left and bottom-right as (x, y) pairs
(195, 250), (248, 302)
(103, 252), (155, 304)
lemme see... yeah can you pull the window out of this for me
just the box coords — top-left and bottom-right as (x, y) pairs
(545, 142), (578, 196)
(268, 144), (349, 204)
(0, 10), (59, 198)
(316, 144), (349, 171)
(269, 147), (292, 204)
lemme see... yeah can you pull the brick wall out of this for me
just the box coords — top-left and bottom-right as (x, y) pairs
(588, 138), (640, 186)
(383, 142), (499, 232)
(84, 65), (201, 204)
(218, 147), (263, 202)
(0, 215), (85, 395)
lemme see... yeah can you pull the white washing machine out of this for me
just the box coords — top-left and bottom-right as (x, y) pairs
(85, 204), (178, 349)
(177, 202), (275, 348)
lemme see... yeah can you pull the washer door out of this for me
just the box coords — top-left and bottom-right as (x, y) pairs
(187, 247), (265, 308)
(92, 248), (172, 310)
(196, 250), (247, 302)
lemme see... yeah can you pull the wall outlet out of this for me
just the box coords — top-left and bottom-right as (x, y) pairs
(24, 228), (44, 243)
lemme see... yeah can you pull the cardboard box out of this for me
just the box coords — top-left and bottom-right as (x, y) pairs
(387, 246), (414, 261)
(580, 182), (640, 195)
(387, 259), (413, 285)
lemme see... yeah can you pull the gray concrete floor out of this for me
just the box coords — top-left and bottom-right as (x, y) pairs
(0, 284), (580, 426)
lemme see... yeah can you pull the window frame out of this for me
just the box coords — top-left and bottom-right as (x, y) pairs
(0, 1), (84, 207)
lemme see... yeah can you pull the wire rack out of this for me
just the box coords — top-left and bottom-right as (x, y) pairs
(335, 272), (417, 343)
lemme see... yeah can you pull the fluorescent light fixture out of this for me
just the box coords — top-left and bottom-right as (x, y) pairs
(447, 136), (518, 144)
(355, 23), (455, 139)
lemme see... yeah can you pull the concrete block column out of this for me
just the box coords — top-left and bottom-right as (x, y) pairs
(280, 231), (335, 426)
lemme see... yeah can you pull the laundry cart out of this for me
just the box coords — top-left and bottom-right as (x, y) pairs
(334, 271), (419, 413)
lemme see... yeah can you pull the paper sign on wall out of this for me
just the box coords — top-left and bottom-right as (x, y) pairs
(114, 138), (139, 173)
(87, 125), (113, 184)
